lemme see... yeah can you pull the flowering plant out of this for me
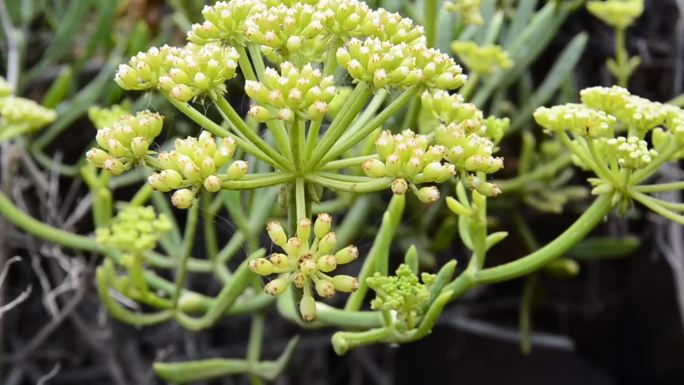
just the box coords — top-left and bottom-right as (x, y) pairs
(3, 0), (684, 383)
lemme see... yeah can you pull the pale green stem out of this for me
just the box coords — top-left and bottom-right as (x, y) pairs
(213, 96), (291, 171)
(171, 200), (200, 308)
(295, 177), (307, 220)
(305, 174), (392, 193)
(321, 155), (379, 171)
(221, 172), (295, 190)
(631, 141), (678, 184)
(303, 119), (322, 164)
(630, 190), (684, 226)
(320, 86), (420, 166)
(309, 82), (373, 170)
(474, 194), (612, 283)
(634, 180), (684, 193)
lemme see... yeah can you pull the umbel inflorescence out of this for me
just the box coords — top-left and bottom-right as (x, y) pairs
(89, 0), (511, 340)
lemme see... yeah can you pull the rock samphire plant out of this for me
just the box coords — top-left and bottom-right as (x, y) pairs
(3, 0), (684, 383)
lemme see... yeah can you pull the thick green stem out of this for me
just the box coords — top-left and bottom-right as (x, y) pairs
(0, 190), (102, 252)
(214, 96), (291, 171)
(475, 194), (612, 283)
(634, 180), (684, 193)
(306, 174), (391, 193)
(171, 201), (200, 308)
(309, 82), (372, 170)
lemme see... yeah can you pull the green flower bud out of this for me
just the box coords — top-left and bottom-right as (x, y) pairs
(391, 178), (408, 195)
(285, 237), (304, 258)
(203, 175), (222, 192)
(318, 232), (337, 255)
(130, 137), (150, 157)
(269, 253), (290, 269)
(171, 188), (195, 209)
(416, 186), (440, 204)
(334, 245), (358, 264)
(451, 41), (512, 76)
(265, 277), (290, 296)
(267, 221), (288, 246)
(362, 159), (387, 178)
(226, 160), (248, 180)
(103, 158), (125, 175)
(299, 257), (317, 275)
(249, 258), (275, 276)
(314, 213), (332, 239)
(317, 255), (337, 272)
(297, 218), (312, 244)
(332, 275), (358, 293)
(314, 278), (335, 298)
(86, 148), (110, 167)
(300, 294), (317, 321)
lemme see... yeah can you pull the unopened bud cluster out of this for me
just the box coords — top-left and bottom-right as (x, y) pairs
(534, 104), (616, 138)
(587, 0), (644, 30)
(367, 264), (436, 331)
(337, 38), (466, 90)
(450, 41), (512, 76)
(602, 136), (657, 170)
(87, 111), (163, 175)
(0, 96), (57, 139)
(246, 62), (335, 122)
(188, 0), (264, 46)
(246, 3), (327, 64)
(363, 129), (454, 203)
(444, 0), (483, 25)
(249, 214), (359, 321)
(115, 43), (239, 102)
(148, 132), (246, 209)
(434, 122), (504, 175)
(95, 205), (172, 254)
(421, 90), (509, 147)
(581, 86), (667, 135)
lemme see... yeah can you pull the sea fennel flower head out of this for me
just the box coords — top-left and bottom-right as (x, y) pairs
(250, 214), (359, 321)
(87, 111), (163, 175)
(148, 132), (245, 208)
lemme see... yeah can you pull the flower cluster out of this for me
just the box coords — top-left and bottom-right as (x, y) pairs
(148, 132), (245, 208)
(363, 129), (453, 202)
(587, 0), (644, 30)
(88, 103), (131, 130)
(602, 136), (656, 170)
(450, 41), (512, 76)
(250, 214), (358, 321)
(0, 96), (57, 140)
(246, 62), (335, 122)
(96, 205), (172, 254)
(187, 0), (264, 46)
(534, 104), (617, 138)
(367, 264), (436, 331)
(581, 86), (667, 134)
(337, 38), (466, 90)
(245, 3), (327, 64)
(86, 111), (163, 175)
(115, 43), (239, 102)
(444, 0), (483, 25)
